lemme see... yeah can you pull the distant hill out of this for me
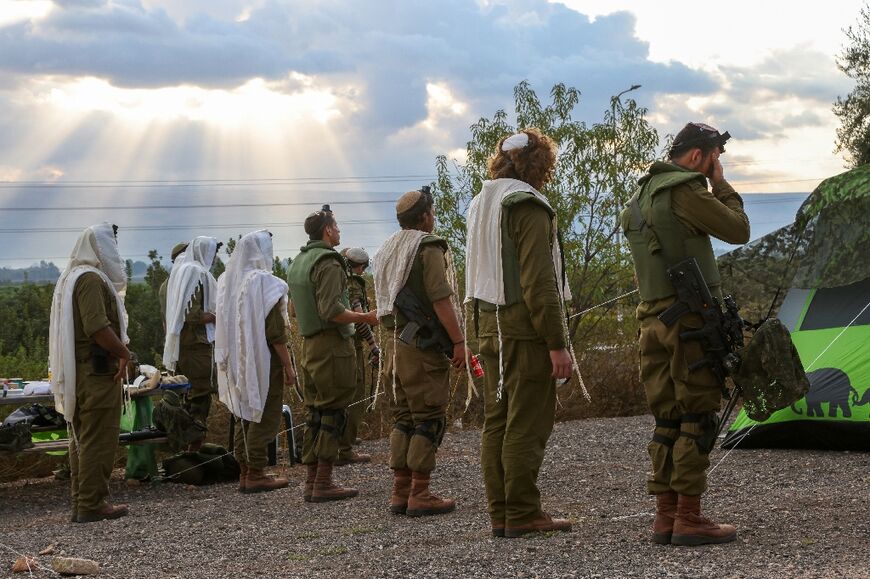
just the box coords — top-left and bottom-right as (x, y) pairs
(0, 260), (148, 284)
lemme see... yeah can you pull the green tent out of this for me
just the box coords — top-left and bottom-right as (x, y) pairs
(721, 165), (870, 451)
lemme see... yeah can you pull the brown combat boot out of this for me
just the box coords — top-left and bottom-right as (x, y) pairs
(671, 495), (737, 546)
(303, 464), (318, 502)
(389, 468), (412, 514)
(237, 463), (248, 492)
(76, 503), (129, 524)
(243, 468), (289, 493)
(504, 512), (572, 538)
(335, 452), (372, 466)
(652, 491), (678, 544)
(406, 471), (455, 517)
(310, 460), (358, 502)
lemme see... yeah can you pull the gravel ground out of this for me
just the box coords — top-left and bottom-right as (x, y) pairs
(1, 415), (868, 578)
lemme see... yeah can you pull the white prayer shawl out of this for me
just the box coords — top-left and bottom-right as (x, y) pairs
(372, 229), (430, 317)
(215, 231), (289, 423)
(49, 223), (129, 421)
(162, 236), (218, 371)
(465, 178), (572, 304)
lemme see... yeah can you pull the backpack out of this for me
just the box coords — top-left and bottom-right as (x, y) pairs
(161, 443), (240, 485)
(151, 390), (206, 452)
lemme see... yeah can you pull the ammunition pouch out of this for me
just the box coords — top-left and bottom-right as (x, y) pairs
(414, 418), (446, 447)
(680, 412), (719, 455)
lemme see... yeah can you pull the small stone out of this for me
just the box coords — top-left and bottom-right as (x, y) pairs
(39, 544), (56, 556)
(126, 478), (142, 487)
(11, 556), (37, 573)
(51, 557), (100, 576)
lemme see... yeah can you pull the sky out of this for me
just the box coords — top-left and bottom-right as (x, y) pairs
(0, 0), (865, 268)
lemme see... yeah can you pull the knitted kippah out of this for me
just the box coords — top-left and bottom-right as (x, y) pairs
(396, 190), (423, 215)
(345, 247), (369, 265)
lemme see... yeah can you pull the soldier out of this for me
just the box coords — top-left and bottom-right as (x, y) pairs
(215, 230), (295, 493)
(287, 206), (378, 502)
(162, 236), (219, 451)
(159, 242), (189, 329)
(372, 188), (471, 517)
(49, 223), (131, 523)
(466, 129), (576, 538)
(620, 122), (749, 546)
(336, 247), (378, 466)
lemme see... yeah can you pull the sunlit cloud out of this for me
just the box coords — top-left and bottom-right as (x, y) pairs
(0, 0), (53, 27)
(38, 74), (347, 128)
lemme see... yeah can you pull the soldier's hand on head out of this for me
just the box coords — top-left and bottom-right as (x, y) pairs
(708, 157), (724, 185)
(549, 349), (573, 380)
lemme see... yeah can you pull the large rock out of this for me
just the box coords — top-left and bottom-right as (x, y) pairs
(51, 557), (100, 576)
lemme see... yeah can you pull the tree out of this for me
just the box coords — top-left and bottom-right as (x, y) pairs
(834, 3), (870, 166)
(144, 250), (168, 293)
(434, 81), (659, 343)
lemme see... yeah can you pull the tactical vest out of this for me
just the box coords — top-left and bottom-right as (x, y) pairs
(622, 168), (721, 302)
(479, 191), (555, 311)
(398, 234), (448, 325)
(287, 241), (354, 338)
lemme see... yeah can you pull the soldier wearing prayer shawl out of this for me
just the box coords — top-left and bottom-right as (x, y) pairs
(162, 236), (219, 450)
(287, 207), (378, 503)
(465, 128), (578, 538)
(159, 242), (189, 327)
(215, 230), (295, 493)
(373, 189), (471, 518)
(49, 223), (132, 523)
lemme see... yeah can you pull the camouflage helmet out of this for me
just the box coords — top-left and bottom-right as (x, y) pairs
(734, 318), (810, 422)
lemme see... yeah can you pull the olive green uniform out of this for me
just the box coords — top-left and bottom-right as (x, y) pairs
(288, 241), (356, 465)
(69, 272), (124, 515)
(233, 302), (288, 469)
(339, 273), (369, 460)
(620, 161), (750, 497)
(160, 282), (215, 423)
(476, 193), (567, 528)
(381, 238), (453, 474)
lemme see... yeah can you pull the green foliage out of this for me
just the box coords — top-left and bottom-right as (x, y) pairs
(0, 284), (53, 379)
(434, 80), (659, 343)
(834, 3), (870, 167)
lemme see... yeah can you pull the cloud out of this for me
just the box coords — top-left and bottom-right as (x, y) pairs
(0, 0), (720, 134)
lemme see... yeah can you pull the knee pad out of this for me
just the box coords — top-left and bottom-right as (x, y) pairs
(318, 408), (348, 438)
(305, 407), (322, 433)
(414, 418), (446, 448)
(680, 412), (719, 455)
(393, 421), (414, 437)
(651, 416), (680, 447)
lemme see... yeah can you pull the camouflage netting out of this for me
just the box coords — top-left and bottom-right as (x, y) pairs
(719, 165), (870, 322)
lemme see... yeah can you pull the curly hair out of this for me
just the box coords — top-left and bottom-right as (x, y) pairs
(487, 127), (557, 190)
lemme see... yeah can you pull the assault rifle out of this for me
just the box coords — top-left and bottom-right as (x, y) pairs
(394, 286), (453, 357)
(658, 258), (747, 440)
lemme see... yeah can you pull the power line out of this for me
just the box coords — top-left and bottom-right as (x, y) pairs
(0, 218), (396, 234)
(0, 175), (437, 189)
(1, 199), (399, 212)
